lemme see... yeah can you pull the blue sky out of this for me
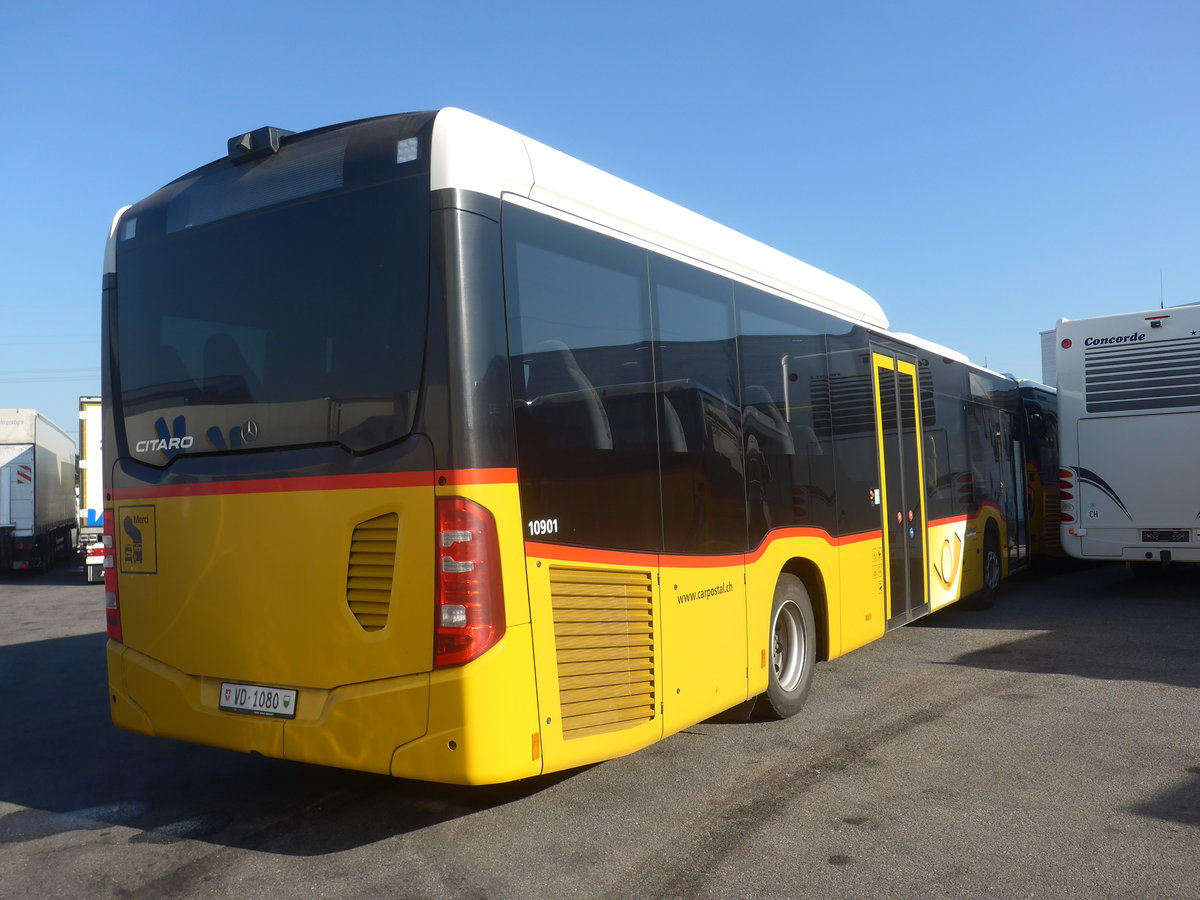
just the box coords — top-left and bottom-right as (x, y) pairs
(2, 0), (1197, 437)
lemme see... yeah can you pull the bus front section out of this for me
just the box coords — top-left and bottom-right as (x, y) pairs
(102, 114), (539, 785)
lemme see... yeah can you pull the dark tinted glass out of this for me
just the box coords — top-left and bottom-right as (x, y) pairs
(117, 178), (428, 458)
(824, 335), (881, 536)
(923, 358), (969, 522)
(651, 255), (744, 553)
(965, 401), (1003, 516)
(736, 286), (837, 544)
(116, 123), (430, 463)
(504, 204), (661, 550)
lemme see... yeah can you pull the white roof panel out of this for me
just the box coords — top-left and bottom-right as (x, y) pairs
(429, 108), (888, 330)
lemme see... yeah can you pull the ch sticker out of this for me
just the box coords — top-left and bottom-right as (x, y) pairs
(116, 505), (158, 574)
(932, 533), (963, 590)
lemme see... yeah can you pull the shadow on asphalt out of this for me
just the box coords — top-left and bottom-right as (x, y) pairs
(1131, 767), (1200, 828)
(924, 561), (1200, 689)
(0, 628), (574, 856)
(0, 555), (98, 588)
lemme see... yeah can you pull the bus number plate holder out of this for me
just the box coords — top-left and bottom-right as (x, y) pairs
(219, 682), (298, 719)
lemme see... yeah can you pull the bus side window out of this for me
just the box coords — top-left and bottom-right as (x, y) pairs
(735, 285), (843, 540)
(503, 204), (660, 551)
(524, 340), (613, 451)
(650, 254), (744, 554)
(925, 432), (939, 492)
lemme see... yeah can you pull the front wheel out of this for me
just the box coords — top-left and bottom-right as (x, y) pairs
(755, 574), (816, 720)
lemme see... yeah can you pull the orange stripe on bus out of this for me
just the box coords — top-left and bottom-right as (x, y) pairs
(927, 514), (969, 528)
(527, 526), (886, 568)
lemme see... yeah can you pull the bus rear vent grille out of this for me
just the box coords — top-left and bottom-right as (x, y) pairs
(1084, 334), (1200, 413)
(346, 513), (398, 631)
(549, 566), (655, 740)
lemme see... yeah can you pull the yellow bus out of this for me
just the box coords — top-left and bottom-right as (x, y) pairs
(103, 109), (1030, 784)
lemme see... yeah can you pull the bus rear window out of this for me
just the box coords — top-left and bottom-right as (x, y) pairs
(115, 171), (429, 460)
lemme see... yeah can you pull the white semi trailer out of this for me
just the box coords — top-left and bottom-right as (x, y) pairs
(78, 397), (105, 582)
(0, 409), (77, 572)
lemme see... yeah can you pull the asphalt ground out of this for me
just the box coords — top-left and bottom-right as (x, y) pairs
(1, 558), (1197, 899)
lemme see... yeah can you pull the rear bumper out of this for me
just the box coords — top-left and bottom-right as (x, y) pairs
(106, 622), (543, 784)
(1064, 526), (1200, 562)
(107, 639), (430, 775)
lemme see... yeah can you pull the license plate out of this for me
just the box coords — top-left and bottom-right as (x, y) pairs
(219, 682), (297, 719)
(1141, 529), (1189, 543)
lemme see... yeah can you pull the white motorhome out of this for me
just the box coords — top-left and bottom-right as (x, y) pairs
(1054, 303), (1200, 571)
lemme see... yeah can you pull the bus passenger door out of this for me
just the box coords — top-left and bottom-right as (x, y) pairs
(1009, 430), (1030, 570)
(872, 350), (929, 627)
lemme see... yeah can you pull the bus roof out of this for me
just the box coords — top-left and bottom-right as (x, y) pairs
(888, 331), (1020, 383)
(1055, 300), (1200, 329)
(430, 108), (889, 331)
(887, 332), (971, 365)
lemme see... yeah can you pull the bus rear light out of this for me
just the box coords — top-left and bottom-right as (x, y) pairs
(434, 497), (505, 668)
(1059, 468), (1076, 500)
(440, 604), (468, 628)
(441, 530), (474, 547)
(1061, 512), (1076, 523)
(102, 516), (122, 642)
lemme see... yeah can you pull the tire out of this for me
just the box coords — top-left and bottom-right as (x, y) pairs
(755, 574), (816, 720)
(962, 528), (1001, 610)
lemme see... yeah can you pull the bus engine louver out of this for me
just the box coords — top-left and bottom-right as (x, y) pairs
(345, 513), (399, 631)
(549, 566), (656, 740)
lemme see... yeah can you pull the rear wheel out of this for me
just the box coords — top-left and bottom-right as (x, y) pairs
(961, 528), (1000, 610)
(755, 574), (816, 720)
